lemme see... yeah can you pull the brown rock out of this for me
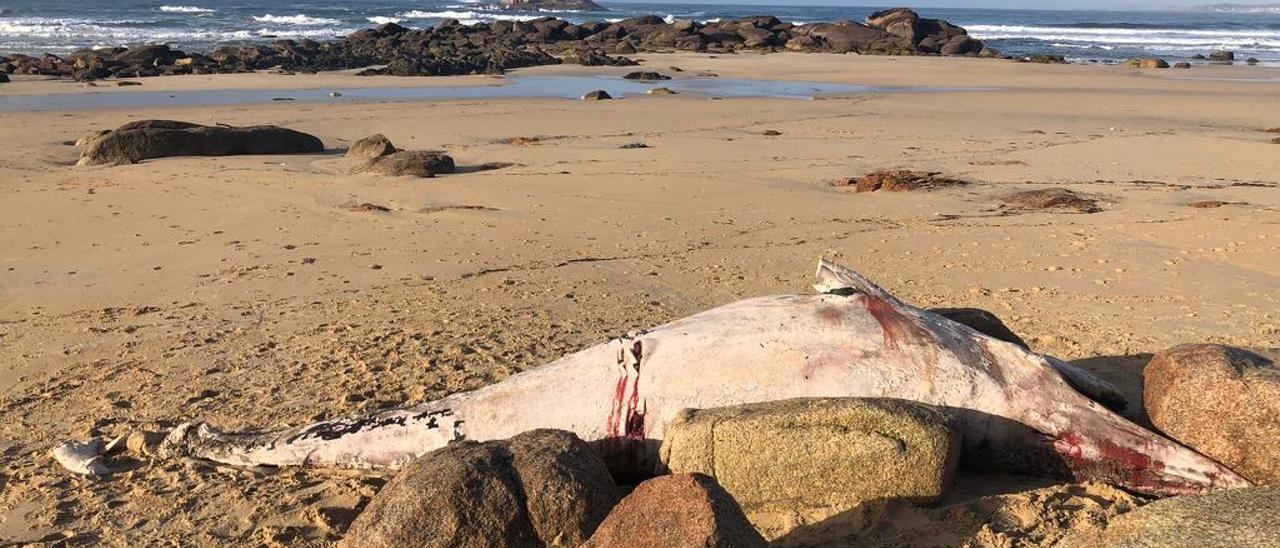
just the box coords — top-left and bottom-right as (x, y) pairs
(582, 473), (766, 548)
(356, 151), (456, 178)
(581, 89), (612, 100)
(342, 429), (619, 548)
(844, 170), (968, 192)
(1002, 188), (1099, 213)
(660, 398), (959, 516)
(78, 120), (324, 166)
(505, 430), (621, 546)
(340, 441), (538, 548)
(1077, 484), (1280, 547)
(1124, 58), (1169, 69)
(1144, 344), (1280, 484)
(866, 8), (921, 42)
(347, 134), (396, 159)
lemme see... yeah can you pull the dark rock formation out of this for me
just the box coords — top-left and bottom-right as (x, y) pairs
(498, 0), (608, 11)
(78, 120), (324, 166)
(2, 9), (995, 82)
(581, 89), (612, 100)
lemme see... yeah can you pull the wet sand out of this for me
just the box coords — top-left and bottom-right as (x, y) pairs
(0, 53), (1278, 545)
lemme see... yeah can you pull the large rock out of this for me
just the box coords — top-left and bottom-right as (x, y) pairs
(346, 134), (396, 159)
(659, 398), (959, 514)
(1079, 484), (1280, 547)
(78, 120), (324, 166)
(1144, 344), (1280, 484)
(582, 473), (766, 548)
(866, 8), (921, 42)
(341, 429), (619, 548)
(356, 150), (456, 178)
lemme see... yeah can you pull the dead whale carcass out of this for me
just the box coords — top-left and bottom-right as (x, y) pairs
(57, 260), (1249, 496)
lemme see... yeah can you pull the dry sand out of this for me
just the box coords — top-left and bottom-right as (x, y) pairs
(1, 53), (1278, 545)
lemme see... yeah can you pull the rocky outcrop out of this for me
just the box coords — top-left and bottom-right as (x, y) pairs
(660, 398), (959, 515)
(1144, 344), (1280, 484)
(498, 0), (608, 11)
(1002, 188), (1100, 213)
(843, 170), (968, 192)
(582, 473), (766, 548)
(346, 134), (397, 159)
(1209, 50), (1235, 62)
(581, 89), (612, 100)
(341, 429), (619, 547)
(78, 120), (324, 166)
(1074, 484), (1280, 547)
(355, 151), (456, 178)
(2, 9), (995, 81)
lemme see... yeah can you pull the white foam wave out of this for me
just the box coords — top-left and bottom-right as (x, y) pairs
(251, 14), (341, 26)
(396, 10), (542, 23)
(159, 5), (215, 14)
(968, 24), (1280, 52)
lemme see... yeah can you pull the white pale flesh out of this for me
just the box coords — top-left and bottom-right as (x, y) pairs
(153, 261), (1248, 496)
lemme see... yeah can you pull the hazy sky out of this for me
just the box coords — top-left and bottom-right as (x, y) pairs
(606, 0), (1270, 10)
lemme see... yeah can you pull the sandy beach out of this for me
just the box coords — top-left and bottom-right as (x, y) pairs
(1, 53), (1278, 545)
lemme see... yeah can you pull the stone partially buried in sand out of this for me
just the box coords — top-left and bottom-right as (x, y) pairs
(78, 120), (325, 166)
(660, 398), (960, 515)
(844, 170), (968, 192)
(340, 429), (619, 548)
(582, 473), (766, 548)
(346, 134), (397, 159)
(581, 89), (612, 101)
(1002, 187), (1100, 213)
(355, 150), (456, 178)
(1077, 484), (1280, 547)
(1143, 344), (1280, 484)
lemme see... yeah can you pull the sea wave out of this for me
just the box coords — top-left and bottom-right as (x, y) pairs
(966, 24), (1280, 39)
(159, 5), (215, 14)
(367, 16), (403, 25)
(397, 9), (543, 23)
(251, 14), (341, 26)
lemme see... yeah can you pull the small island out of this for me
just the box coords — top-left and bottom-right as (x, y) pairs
(498, 0), (608, 11)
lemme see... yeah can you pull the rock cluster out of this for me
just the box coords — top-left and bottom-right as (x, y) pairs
(1, 9), (994, 81)
(346, 134), (456, 177)
(77, 120), (324, 166)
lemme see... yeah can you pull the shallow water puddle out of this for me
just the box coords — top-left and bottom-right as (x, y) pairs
(0, 74), (996, 111)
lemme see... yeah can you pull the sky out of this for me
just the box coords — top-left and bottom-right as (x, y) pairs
(606, 0), (1275, 9)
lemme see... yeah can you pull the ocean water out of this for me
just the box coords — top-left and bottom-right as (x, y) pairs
(3, 1), (1280, 64)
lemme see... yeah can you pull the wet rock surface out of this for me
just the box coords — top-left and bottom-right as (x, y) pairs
(1, 9), (994, 81)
